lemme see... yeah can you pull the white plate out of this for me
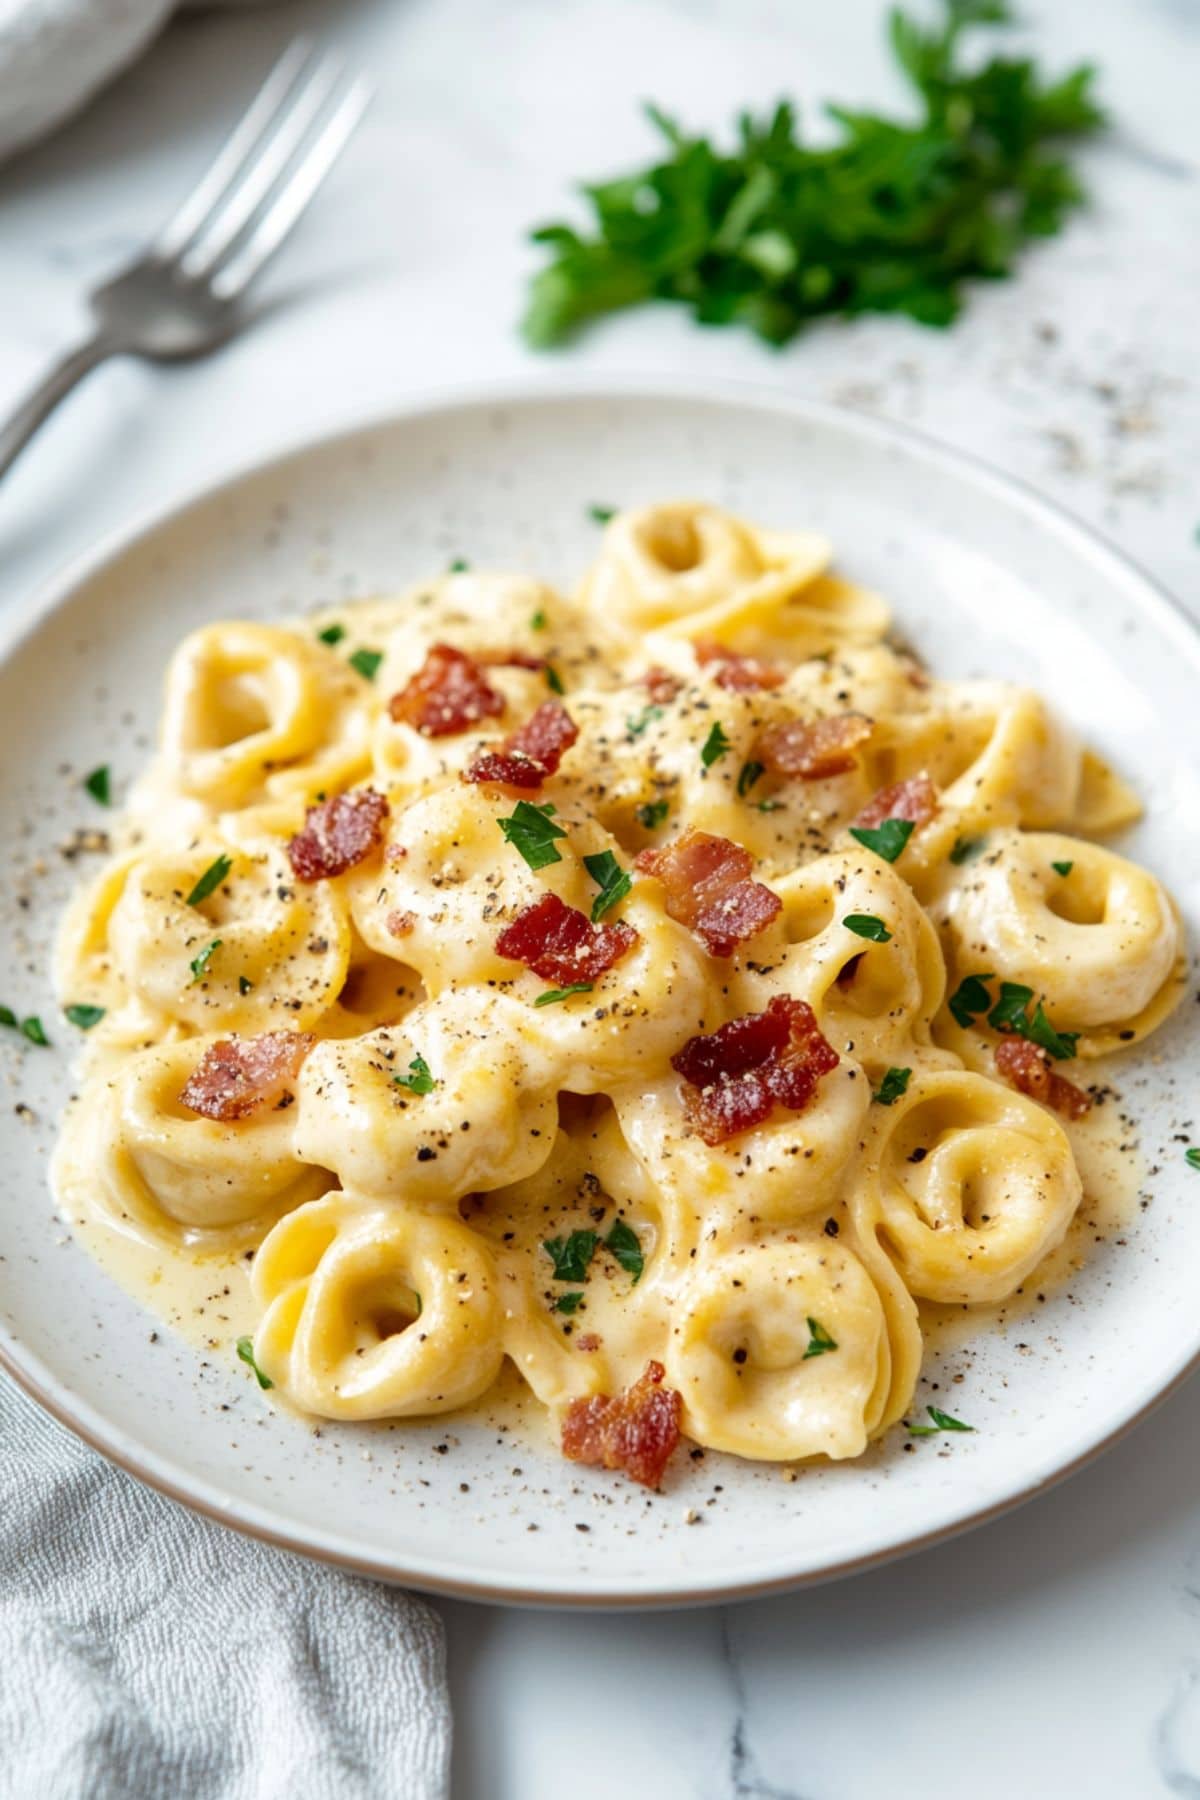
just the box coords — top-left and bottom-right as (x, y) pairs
(2, 379), (1198, 1608)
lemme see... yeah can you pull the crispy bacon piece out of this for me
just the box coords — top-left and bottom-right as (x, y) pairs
(465, 701), (579, 791)
(495, 892), (638, 986)
(854, 773), (938, 832)
(635, 828), (780, 958)
(756, 712), (873, 780)
(180, 1031), (316, 1122)
(670, 996), (839, 1145)
(287, 788), (389, 881)
(995, 1036), (1092, 1119)
(388, 644), (505, 737)
(694, 639), (787, 692)
(386, 909), (416, 938)
(562, 1360), (682, 1488)
(644, 666), (682, 705)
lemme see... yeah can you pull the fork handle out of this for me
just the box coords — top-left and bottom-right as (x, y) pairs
(0, 331), (119, 483)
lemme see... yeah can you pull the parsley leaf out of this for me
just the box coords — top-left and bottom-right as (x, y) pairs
(0, 1006), (14, 1028)
(737, 759), (765, 798)
(534, 983), (594, 1007)
(605, 1219), (644, 1284)
(236, 1336), (274, 1390)
(1051, 859), (1074, 876)
(627, 704), (664, 737)
(545, 665), (566, 696)
(523, 2), (1103, 349)
(1024, 1001), (1078, 1061)
(1187, 1149), (1200, 1171)
(316, 623), (346, 646)
(636, 799), (669, 829)
(803, 1317), (838, 1359)
(64, 1003), (105, 1030)
(448, 557), (470, 573)
(188, 939), (222, 984)
(553, 1290), (586, 1314)
(988, 980), (1034, 1033)
(348, 647), (383, 682)
(843, 913), (892, 943)
(20, 1016), (49, 1047)
(497, 799), (568, 870)
(394, 1054), (436, 1095)
(185, 853), (233, 909)
(701, 721), (732, 768)
(950, 835), (986, 865)
(907, 1404), (974, 1436)
(948, 972), (994, 1029)
(530, 608), (548, 631)
(849, 818), (914, 863)
(583, 849), (632, 921)
(543, 1229), (598, 1283)
(874, 1067), (912, 1106)
(588, 504), (617, 524)
(84, 765), (111, 806)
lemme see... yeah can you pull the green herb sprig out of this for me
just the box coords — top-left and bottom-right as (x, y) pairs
(583, 850), (632, 921)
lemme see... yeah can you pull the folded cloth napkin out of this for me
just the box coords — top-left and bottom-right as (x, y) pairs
(0, 1374), (451, 1800)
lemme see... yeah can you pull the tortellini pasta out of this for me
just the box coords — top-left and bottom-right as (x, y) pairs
(53, 500), (1184, 1482)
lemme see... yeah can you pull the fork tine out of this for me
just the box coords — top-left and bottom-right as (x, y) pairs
(181, 52), (347, 278)
(209, 78), (373, 301)
(155, 37), (317, 260)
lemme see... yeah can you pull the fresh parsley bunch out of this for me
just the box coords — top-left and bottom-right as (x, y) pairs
(523, 0), (1103, 348)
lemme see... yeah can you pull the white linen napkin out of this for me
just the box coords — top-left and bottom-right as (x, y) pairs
(0, 1373), (452, 1799)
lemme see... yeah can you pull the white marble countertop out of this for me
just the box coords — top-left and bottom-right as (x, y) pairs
(1, 1), (1197, 1794)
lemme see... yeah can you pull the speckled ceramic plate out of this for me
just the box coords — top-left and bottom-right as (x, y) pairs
(2, 379), (1198, 1608)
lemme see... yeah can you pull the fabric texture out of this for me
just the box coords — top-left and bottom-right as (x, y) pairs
(0, 1374), (452, 1800)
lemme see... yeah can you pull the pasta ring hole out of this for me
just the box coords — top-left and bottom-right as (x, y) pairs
(640, 511), (702, 573)
(186, 672), (274, 752)
(337, 951), (422, 1020)
(357, 1274), (424, 1347)
(782, 891), (837, 946)
(1045, 877), (1106, 926)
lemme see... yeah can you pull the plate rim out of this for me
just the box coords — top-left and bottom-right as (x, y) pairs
(3, 371), (1198, 1610)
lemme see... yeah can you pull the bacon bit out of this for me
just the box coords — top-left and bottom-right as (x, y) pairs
(670, 996), (839, 1145)
(464, 700), (579, 792)
(562, 1360), (682, 1488)
(756, 712), (874, 780)
(495, 892), (638, 985)
(575, 1333), (602, 1353)
(644, 666), (682, 705)
(479, 649), (547, 673)
(180, 1031), (316, 1122)
(995, 1036), (1092, 1119)
(854, 773), (938, 832)
(388, 644), (505, 737)
(635, 828), (780, 957)
(694, 639), (787, 692)
(385, 844), (408, 865)
(287, 788), (389, 881)
(386, 909), (416, 939)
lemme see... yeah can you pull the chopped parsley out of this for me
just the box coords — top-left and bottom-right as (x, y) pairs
(843, 913), (891, 943)
(1051, 859), (1074, 876)
(874, 1067), (912, 1106)
(636, 799), (669, 829)
(700, 721), (732, 768)
(0, 1006), (13, 1028)
(588, 504), (617, 524)
(84, 765), (111, 806)
(185, 853), (233, 909)
(737, 759), (765, 798)
(583, 849), (632, 921)
(987, 979), (1035, 1034)
(553, 1290), (586, 1314)
(543, 1229), (598, 1283)
(188, 939), (222, 984)
(1186, 1149), (1200, 1171)
(988, 981), (1078, 1059)
(497, 799), (568, 870)
(948, 972), (994, 1030)
(348, 647), (383, 682)
(530, 608), (548, 631)
(849, 817), (914, 863)
(605, 1219), (644, 1284)
(949, 835), (986, 865)
(19, 1016), (49, 1047)
(1023, 1001), (1079, 1061)
(803, 1317), (838, 1359)
(627, 704), (664, 737)
(448, 557), (470, 573)
(316, 623), (346, 646)
(64, 1004), (105, 1031)
(757, 799), (783, 814)
(236, 1336), (273, 1390)
(544, 664), (566, 696)
(534, 983), (594, 1007)
(906, 1405), (974, 1437)
(394, 1054), (436, 1095)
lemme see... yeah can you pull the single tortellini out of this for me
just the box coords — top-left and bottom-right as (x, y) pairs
(79, 1035), (327, 1249)
(105, 837), (352, 1034)
(251, 1194), (503, 1419)
(292, 992), (562, 1203)
(847, 1068), (1081, 1305)
(932, 829), (1186, 1057)
(664, 1227), (919, 1460)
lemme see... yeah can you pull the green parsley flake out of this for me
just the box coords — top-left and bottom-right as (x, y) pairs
(627, 704), (664, 738)
(543, 1229), (598, 1283)
(803, 1317), (838, 1359)
(636, 799), (669, 829)
(448, 557), (470, 573)
(236, 1336), (274, 1390)
(588, 504), (617, 524)
(701, 721), (732, 769)
(874, 1067), (912, 1106)
(545, 665), (566, 696)
(20, 1016), (49, 1047)
(950, 835), (986, 865)
(1052, 859), (1074, 876)
(1186, 1149), (1200, 1171)
(737, 759), (765, 798)
(189, 939), (222, 984)
(553, 1290), (586, 1314)
(185, 853), (233, 909)
(0, 1006), (15, 1029)
(394, 1054), (436, 1095)
(348, 647), (383, 682)
(758, 799), (783, 813)
(843, 913), (891, 943)
(948, 972), (994, 1030)
(497, 799), (568, 871)
(64, 1004), (105, 1031)
(605, 1219), (644, 1284)
(583, 849), (632, 921)
(906, 1404), (974, 1437)
(986, 982), (1078, 1060)
(84, 765), (111, 806)
(316, 623), (346, 646)
(849, 817), (914, 863)
(530, 609), (548, 631)
(535, 983), (594, 1007)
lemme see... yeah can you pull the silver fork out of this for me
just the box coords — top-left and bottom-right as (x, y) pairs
(0, 38), (371, 482)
